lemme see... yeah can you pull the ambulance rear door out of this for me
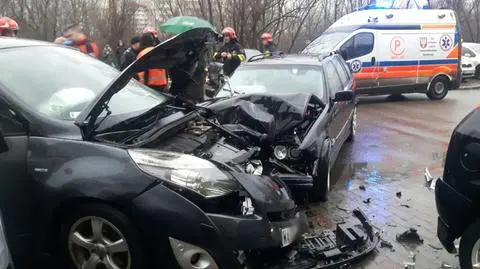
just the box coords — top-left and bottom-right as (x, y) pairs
(338, 30), (378, 89)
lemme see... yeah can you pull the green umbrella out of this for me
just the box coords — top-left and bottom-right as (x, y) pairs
(161, 16), (215, 34)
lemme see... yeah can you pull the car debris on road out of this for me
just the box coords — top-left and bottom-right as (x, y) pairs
(263, 209), (380, 269)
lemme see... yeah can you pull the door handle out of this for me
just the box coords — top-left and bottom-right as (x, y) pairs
(371, 56), (376, 65)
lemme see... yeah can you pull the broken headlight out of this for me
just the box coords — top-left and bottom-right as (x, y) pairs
(128, 149), (238, 198)
(274, 145), (288, 160)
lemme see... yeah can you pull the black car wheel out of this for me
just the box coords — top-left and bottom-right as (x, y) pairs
(347, 106), (357, 142)
(460, 219), (480, 269)
(60, 204), (147, 269)
(308, 145), (331, 203)
(427, 76), (449, 100)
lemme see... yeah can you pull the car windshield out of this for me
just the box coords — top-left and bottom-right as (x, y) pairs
(0, 46), (166, 121)
(467, 43), (480, 54)
(303, 31), (351, 54)
(217, 65), (325, 98)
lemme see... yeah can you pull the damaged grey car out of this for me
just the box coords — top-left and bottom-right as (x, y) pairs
(0, 28), (376, 269)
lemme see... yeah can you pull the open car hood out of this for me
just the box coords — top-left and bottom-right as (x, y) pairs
(208, 93), (319, 141)
(75, 27), (217, 135)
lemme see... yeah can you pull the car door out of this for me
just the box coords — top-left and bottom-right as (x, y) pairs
(324, 60), (345, 161)
(331, 56), (355, 144)
(339, 31), (377, 89)
(0, 97), (32, 266)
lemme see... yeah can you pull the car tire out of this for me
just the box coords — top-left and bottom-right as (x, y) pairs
(308, 147), (331, 203)
(59, 203), (147, 269)
(459, 219), (480, 269)
(347, 106), (357, 142)
(427, 76), (449, 100)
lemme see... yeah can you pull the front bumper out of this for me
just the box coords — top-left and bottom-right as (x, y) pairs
(132, 183), (308, 269)
(433, 173), (472, 252)
(462, 68), (475, 78)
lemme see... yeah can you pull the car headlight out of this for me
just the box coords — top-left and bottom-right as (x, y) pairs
(128, 149), (239, 198)
(274, 145), (288, 160)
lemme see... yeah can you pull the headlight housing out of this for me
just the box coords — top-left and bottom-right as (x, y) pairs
(274, 145), (288, 160)
(128, 149), (239, 198)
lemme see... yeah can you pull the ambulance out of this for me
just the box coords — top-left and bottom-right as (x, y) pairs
(303, 8), (462, 100)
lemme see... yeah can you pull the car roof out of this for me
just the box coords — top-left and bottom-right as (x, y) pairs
(0, 37), (54, 49)
(244, 54), (327, 67)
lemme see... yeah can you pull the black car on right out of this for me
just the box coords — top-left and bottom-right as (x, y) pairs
(432, 107), (480, 268)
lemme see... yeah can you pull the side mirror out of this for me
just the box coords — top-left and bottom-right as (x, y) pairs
(333, 90), (354, 102)
(465, 53), (472, 57)
(0, 128), (8, 153)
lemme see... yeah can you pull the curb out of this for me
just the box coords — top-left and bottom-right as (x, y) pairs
(458, 85), (480, 90)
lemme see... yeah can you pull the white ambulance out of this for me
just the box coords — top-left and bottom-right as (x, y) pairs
(303, 8), (462, 100)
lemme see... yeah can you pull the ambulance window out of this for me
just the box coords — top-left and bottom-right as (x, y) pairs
(324, 61), (343, 96)
(340, 32), (374, 60)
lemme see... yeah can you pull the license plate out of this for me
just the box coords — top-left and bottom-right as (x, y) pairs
(281, 227), (294, 247)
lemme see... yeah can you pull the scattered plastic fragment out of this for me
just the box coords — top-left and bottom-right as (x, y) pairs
(336, 205), (348, 212)
(363, 198), (371, 204)
(396, 191), (402, 198)
(401, 204), (411, 208)
(396, 228), (424, 244)
(380, 240), (395, 252)
(428, 243), (443, 250)
(359, 185), (366, 191)
(441, 262), (453, 268)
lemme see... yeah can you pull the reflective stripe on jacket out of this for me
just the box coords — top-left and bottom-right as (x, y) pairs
(136, 47), (167, 86)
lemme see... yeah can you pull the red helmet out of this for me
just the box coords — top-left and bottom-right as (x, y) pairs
(222, 27), (236, 39)
(261, 33), (273, 42)
(0, 16), (19, 37)
(143, 27), (158, 38)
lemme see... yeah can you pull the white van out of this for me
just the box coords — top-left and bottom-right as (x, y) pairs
(303, 9), (462, 100)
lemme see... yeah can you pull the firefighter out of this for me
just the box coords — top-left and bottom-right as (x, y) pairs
(213, 27), (246, 77)
(143, 27), (161, 46)
(63, 24), (100, 58)
(260, 33), (278, 55)
(136, 32), (168, 92)
(0, 16), (19, 37)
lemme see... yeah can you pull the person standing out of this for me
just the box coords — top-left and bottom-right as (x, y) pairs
(136, 32), (168, 91)
(63, 24), (100, 58)
(260, 33), (278, 55)
(213, 27), (246, 77)
(101, 44), (119, 68)
(120, 36), (141, 71)
(0, 16), (19, 37)
(143, 27), (161, 46)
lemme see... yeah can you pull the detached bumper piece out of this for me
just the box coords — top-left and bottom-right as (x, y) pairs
(263, 209), (379, 269)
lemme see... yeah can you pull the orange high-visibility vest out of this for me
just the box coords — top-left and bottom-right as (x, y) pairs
(136, 47), (167, 87)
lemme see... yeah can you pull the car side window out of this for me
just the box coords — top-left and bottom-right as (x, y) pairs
(340, 33), (374, 60)
(324, 61), (343, 97)
(332, 58), (349, 87)
(0, 100), (27, 136)
(464, 47), (476, 57)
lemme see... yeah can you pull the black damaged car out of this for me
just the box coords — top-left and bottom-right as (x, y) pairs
(429, 107), (480, 268)
(209, 53), (358, 201)
(0, 29), (307, 269)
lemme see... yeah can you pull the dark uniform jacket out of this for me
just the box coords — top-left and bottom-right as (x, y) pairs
(214, 40), (246, 77)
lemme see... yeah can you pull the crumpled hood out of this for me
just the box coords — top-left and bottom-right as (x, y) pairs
(208, 93), (317, 141)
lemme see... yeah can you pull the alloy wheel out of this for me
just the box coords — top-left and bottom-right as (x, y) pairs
(68, 216), (131, 269)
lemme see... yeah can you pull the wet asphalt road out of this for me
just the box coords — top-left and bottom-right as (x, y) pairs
(307, 87), (480, 269)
